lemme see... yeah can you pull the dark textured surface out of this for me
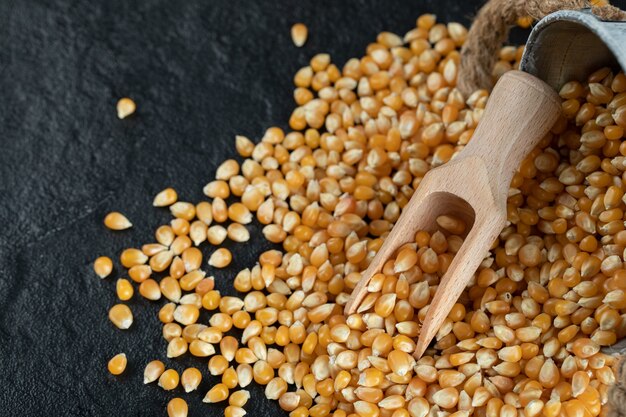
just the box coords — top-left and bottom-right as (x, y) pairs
(0, 0), (545, 415)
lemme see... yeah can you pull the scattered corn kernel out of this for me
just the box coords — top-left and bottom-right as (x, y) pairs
(204, 383), (229, 403)
(94, 256), (113, 278)
(144, 360), (165, 384)
(229, 390), (250, 407)
(104, 211), (132, 230)
(116, 97), (136, 119)
(116, 278), (134, 301)
(158, 369), (179, 390)
(107, 353), (127, 375)
(181, 367), (202, 392)
(208, 248), (232, 268)
(235, 135), (254, 157)
(139, 278), (162, 301)
(167, 337), (188, 358)
(291, 23), (308, 47)
(227, 223), (250, 242)
(108, 304), (133, 329)
(153, 187), (178, 207)
(167, 398), (188, 417)
(225, 406), (246, 417)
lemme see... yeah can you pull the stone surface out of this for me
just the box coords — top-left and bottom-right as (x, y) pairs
(0, 0), (527, 415)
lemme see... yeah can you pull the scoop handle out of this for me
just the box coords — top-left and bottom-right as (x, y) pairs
(413, 71), (562, 358)
(461, 71), (562, 198)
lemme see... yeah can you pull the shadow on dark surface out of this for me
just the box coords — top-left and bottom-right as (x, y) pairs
(0, 0), (539, 415)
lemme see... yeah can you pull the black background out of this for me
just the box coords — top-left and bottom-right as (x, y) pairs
(1, 1), (624, 416)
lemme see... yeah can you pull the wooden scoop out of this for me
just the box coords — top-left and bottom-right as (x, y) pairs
(344, 70), (562, 358)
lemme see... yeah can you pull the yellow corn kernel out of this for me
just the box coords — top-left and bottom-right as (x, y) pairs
(235, 135), (255, 157)
(139, 278), (161, 301)
(229, 389), (250, 407)
(158, 369), (180, 390)
(107, 353), (127, 375)
(116, 97), (136, 119)
(203, 383), (229, 403)
(94, 256), (113, 278)
(173, 304), (200, 326)
(209, 248), (233, 268)
(432, 387), (459, 409)
(236, 363), (253, 388)
(216, 159), (240, 180)
(181, 367), (202, 393)
(167, 398), (188, 417)
(265, 377), (288, 400)
(353, 401), (380, 417)
(225, 406), (246, 417)
(144, 360), (165, 384)
(209, 354), (229, 376)
(291, 23), (308, 47)
(221, 336), (239, 362)
(108, 304), (133, 329)
(222, 366), (239, 389)
(516, 16), (533, 28)
(104, 211), (132, 230)
(153, 187), (178, 207)
(120, 248), (148, 268)
(115, 278), (134, 301)
(228, 202), (253, 224)
(167, 337), (188, 358)
(228, 223), (250, 242)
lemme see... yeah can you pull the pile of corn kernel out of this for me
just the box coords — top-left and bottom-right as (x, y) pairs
(96, 13), (626, 417)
